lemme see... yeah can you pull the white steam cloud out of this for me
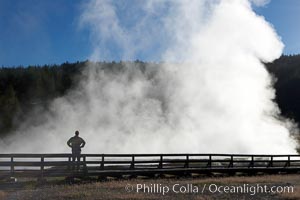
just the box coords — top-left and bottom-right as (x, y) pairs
(1, 0), (297, 154)
(250, 0), (271, 7)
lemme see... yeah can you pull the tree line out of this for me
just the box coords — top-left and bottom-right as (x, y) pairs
(1, 56), (300, 141)
(0, 60), (149, 136)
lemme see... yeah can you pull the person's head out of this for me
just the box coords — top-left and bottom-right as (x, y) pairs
(75, 130), (79, 136)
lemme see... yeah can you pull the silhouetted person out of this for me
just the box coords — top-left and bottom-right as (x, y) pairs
(67, 130), (86, 170)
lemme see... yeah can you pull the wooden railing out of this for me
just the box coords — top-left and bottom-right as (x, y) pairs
(0, 154), (300, 179)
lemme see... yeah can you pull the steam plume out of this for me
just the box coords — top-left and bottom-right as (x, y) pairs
(1, 0), (297, 154)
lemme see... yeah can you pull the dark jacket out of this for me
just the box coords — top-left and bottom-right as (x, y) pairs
(67, 136), (86, 153)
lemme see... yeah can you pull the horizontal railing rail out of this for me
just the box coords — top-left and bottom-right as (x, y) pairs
(1, 153), (300, 157)
(0, 153), (299, 179)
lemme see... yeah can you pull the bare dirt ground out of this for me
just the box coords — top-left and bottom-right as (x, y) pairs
(1, 174), (300, 200)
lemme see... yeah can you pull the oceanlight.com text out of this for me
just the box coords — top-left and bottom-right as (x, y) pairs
(125, 183), (295, 196)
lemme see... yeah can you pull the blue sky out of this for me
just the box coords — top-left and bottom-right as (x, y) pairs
(254, 0), (300, 56)
(0, 0), (299, 67)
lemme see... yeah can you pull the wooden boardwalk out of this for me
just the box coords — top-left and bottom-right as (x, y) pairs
(1, 153), (300, 179)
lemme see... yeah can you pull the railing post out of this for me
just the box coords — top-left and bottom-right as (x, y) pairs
(269, 156), (273, 168)
(68, 155), (71, 170)
(83, 155), (87, 172)
(207, 155), (212, 168)
(159, 155), (163, 169)
(287, 156), (290, 167)
(10, 156), (14, 176)
(249, 156), (254, 168)
(101, 154), (104, 170)
(185, 155), (189, 168)
(41, 156), (44, 178)
(229, 155), (233, 168)
(130, 155), (135, 169)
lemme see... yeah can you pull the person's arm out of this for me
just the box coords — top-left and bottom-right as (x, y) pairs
(80, 138), (86, 148)
(67, 138), (72, 148)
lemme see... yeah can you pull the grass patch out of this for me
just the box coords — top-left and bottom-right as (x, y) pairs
(2, 174), (300, 200)
(0, 191), (7, 199)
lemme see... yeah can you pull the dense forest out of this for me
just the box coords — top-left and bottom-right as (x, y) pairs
(0, 60), (149, 136)
(265, 55), (300, 124)
(1, 56), (300, 141)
